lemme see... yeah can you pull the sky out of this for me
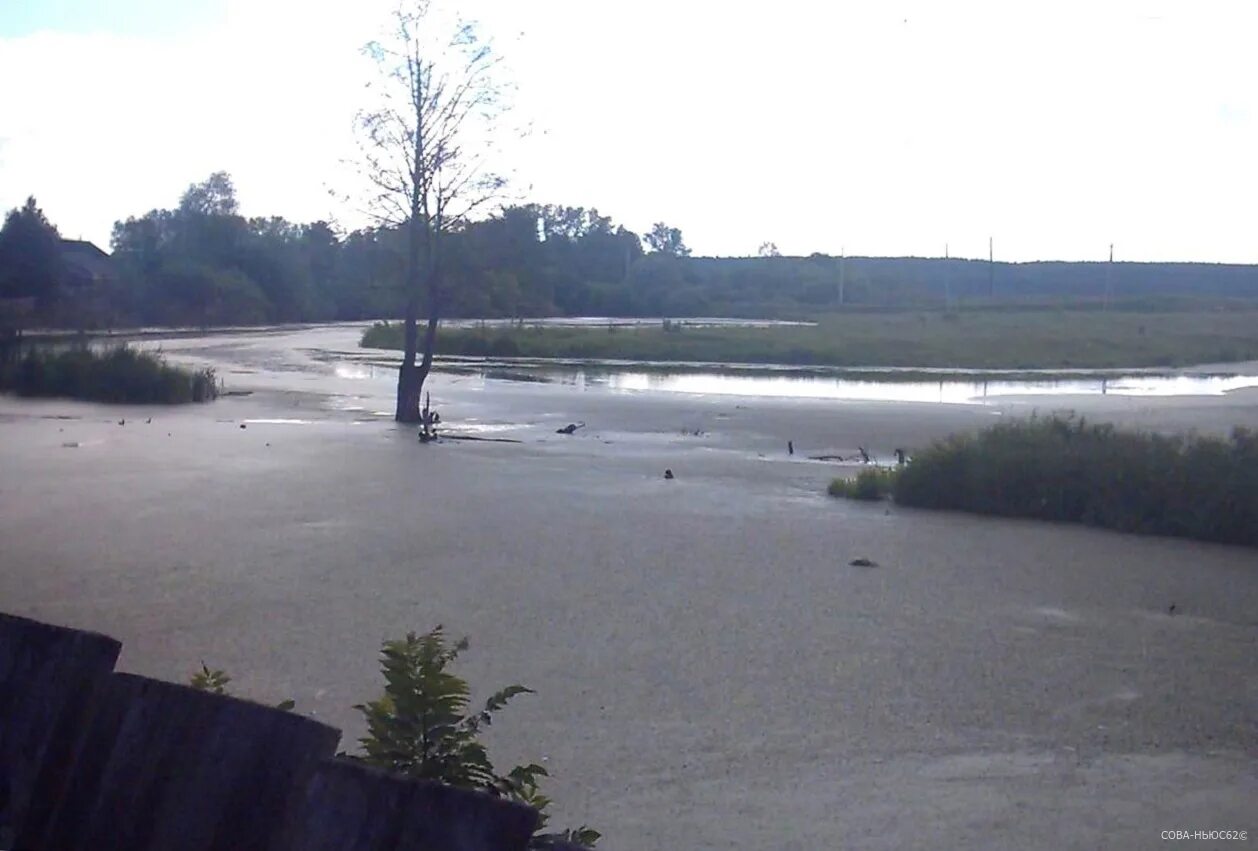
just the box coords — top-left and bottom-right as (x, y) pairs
(1, 0), (1256, 262)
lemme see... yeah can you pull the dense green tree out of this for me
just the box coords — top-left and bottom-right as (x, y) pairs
(179, 171), (240, 217)
(0, 196), (64, 307)
(30, 170), (1258, 331)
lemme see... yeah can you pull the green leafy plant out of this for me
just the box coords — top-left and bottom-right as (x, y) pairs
(185, 628), (600, 847)
(189, 662), (231, 693)
(355, 626), (599, 848)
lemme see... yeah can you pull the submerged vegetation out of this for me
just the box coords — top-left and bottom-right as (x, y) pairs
(362, 309), (1258, 370)
(828, 468), (899, 500)
(0, 345), (218, 403)
(832, 416), (1258, 547)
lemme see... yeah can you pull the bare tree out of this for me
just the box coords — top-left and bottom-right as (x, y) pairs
(757, 241), (780, 258)
(357, 1), (510, 424)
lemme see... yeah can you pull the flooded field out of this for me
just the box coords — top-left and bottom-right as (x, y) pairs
(3, 323), (1256, 851)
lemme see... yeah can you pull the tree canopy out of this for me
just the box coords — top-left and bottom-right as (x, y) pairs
(0, 196), (64, 305)
(644, 222), (690, 257)
(7, 171), (1258, 332)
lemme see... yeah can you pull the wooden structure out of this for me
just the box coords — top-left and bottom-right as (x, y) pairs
(0, 612), (546, 851)
(57, 241), (114, 292)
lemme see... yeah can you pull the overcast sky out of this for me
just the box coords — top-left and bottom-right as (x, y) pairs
(1, 0), (1255, 262)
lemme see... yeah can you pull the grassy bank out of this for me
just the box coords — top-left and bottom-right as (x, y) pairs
(831, 417), (1258, 547)
(361, 309), (1258, 369)
(0, 346), (219, 404)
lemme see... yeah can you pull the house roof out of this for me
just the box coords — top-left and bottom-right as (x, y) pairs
(60, 239), (113, 279)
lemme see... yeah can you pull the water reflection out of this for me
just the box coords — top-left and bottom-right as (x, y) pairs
(331, 358), (1258, 403)
(334, 363), (385, 380)
(598, 371), (1258, 402)
(444, 316), (814, 330)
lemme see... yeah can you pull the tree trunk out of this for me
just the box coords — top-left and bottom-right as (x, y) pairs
(413, 307), (440, 412)
(396, 208), (426, 424)
(395, 295), (422, 423)
(410, 222), (441, 428)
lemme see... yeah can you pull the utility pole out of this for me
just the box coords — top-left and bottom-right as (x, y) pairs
(988, 236), (995, 300)
(838, 246), (846, 307)
(1104, 243), (1114, 310)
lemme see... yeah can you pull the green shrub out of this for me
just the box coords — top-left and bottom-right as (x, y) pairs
(361, 320), (396, 349)
(357, 627), (600, 849)
(189, 627), (600, 848)
(0, 345), (218, 404)
(828, 467), (898, 500)
(894, 416), (1258, 547)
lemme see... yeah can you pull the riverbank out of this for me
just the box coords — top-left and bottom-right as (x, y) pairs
(362, 309), (1258, 370)
(0, 345), (218, 404)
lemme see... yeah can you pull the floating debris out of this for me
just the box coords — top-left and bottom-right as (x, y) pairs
(849, 557), (878, 567)
(441, 434), (523, 444)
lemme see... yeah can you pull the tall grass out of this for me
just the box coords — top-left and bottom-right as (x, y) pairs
(361, 309), (1258, 370)
(0, 346), (219, 404)
(893, 416), (1258, 547)
(828, 467), (899, 500)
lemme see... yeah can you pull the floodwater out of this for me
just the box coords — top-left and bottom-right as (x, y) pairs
(439, 364), (1258, 403)
(444, 316), (816, 329)
(333, 357), (1258, 404)
(3, 323), (1257, 851)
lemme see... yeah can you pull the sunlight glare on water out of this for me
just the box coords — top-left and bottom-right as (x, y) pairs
(588, 371), (1258, 403)
(329, 357), (1258, 403)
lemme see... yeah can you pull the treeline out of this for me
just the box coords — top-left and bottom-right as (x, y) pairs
(6, 171), (1258, 329)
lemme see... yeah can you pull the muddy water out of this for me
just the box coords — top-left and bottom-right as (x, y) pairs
(3, 323), (1257, 851)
